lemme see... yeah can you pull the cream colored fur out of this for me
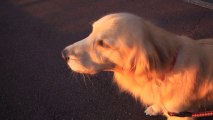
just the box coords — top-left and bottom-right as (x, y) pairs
(62, 13), (213, 120)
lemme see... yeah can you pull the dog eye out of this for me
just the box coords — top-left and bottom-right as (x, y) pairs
(97, 40), (110, 48)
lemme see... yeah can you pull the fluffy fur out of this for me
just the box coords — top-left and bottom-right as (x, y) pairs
(62, 13), (213, 120)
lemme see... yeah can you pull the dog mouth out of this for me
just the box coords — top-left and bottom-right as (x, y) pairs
(72, 69), (98, 74)
(65, 63), (98, 74)
(66, 61), (115, 75)
(64, 59), (98, 74)
(61, 48), (115, 74)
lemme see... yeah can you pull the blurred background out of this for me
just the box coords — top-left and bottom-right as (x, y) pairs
(0, 0), (212, 120)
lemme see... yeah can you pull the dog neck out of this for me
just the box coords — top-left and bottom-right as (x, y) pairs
(113, 46), (179, 82)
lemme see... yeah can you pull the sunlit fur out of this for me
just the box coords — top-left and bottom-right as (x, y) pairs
(62, 13), (213, 120)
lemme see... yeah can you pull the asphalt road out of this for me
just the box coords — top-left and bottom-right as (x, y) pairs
(0, 0), (213, 120)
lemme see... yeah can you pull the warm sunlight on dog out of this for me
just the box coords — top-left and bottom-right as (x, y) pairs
(62, 13), (213, 120)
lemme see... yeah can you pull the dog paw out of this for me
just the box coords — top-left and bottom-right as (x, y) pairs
(144, 106), (160, 116)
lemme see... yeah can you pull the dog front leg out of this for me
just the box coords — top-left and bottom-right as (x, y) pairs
(144, 104), (163, 116)
(167, 116), (194, 120)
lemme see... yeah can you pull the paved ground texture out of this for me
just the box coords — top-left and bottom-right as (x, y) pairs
(0, 0), (213, 120)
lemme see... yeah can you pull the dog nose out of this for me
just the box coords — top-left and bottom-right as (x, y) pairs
(61, 49), (70, 61)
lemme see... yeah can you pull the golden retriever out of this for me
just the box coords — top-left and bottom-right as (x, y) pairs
(62, 13), (213, 120)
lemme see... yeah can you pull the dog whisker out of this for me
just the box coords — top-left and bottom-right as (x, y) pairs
(81, 74), (88, 88)
(85, 74), (94, 86)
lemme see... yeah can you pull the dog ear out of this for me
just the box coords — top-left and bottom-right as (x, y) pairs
(136, 20), (176, 73)
(144, 21), (180, 73)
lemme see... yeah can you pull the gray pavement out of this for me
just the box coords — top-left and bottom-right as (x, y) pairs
(0, 0), (212, 120)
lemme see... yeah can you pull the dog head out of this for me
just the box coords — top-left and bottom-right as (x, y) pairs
(62, 13), (174, 75)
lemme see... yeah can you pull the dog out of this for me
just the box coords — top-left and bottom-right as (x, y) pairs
(62, 13), (213, 120)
